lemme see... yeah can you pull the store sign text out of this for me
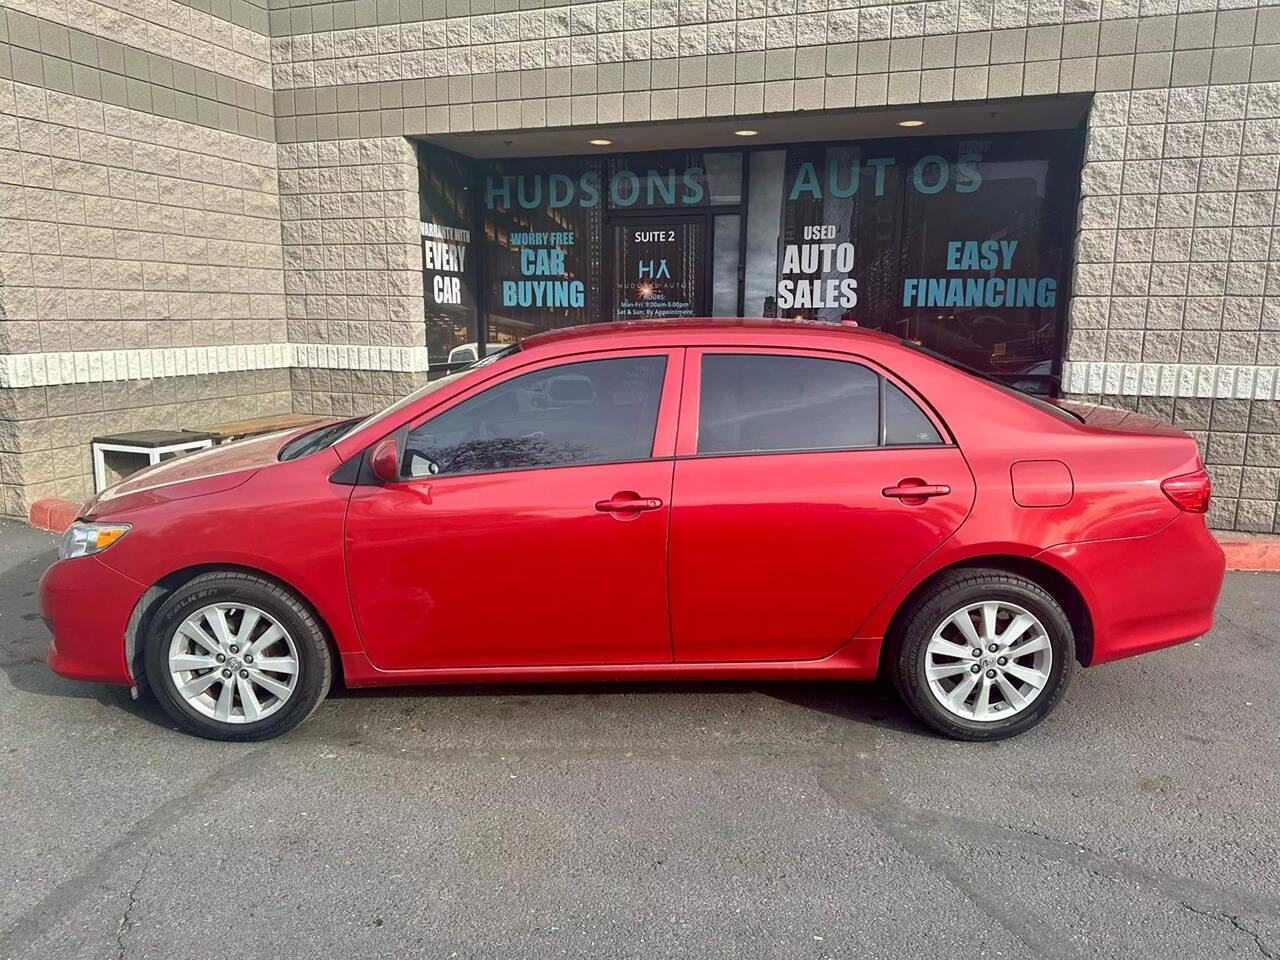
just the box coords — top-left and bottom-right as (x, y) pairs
(776, 224), (859, 310)
(421, 221), (470, 306)
(901, 240), (1057, 309)
(485, 168), (706, 210)
(502, 230), (585, 309)
(788, 152), (983, 200)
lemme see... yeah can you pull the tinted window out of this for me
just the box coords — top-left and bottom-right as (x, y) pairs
(404, 356), (667, 477)
(698, 355), (879, 454)
(884, 381), (942, 445)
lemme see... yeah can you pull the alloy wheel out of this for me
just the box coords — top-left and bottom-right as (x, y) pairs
(923, 600), (1053, 722)
(167, 603), (300, 724)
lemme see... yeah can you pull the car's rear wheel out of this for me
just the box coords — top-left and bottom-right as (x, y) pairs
(889, 568), (1075, 741)
(144, 571), (332, 741)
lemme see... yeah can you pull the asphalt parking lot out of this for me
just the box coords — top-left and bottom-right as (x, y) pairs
(0, 518), (1276, 960)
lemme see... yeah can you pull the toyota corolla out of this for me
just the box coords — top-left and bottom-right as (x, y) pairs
(41, 320), (1226, 741)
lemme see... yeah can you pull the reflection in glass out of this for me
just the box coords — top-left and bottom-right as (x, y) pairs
(481, 156), (605, 343)
(744, 150), (786, 317)
(605, 151), (743, 208)
(405, 356), (668, 476)
(899, 148), (1059, 376)
(883, 380), (942, 445)
(704, 152), (744, 205)
(711, 215), (741, 316)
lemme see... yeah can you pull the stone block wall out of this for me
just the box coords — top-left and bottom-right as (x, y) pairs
(0, 370), (291, 511)
(1066, 69), (1280, 531)
(278, 134), (427, 416)
(0, 0), (289, 514)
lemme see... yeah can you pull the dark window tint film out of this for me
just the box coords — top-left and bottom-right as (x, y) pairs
(698, 355), (879, 454)
(405, 356), (667, 477)
(883, 381), (942, 445)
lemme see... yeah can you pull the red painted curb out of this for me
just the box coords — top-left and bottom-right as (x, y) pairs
(28, 498), (80, 534)
(1217, 537), (1280, 573)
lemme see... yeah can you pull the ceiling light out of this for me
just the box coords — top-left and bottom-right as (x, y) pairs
(897, 119), (925, 127)
(588, 138), (612, 145)
(734, 129), (758, 137)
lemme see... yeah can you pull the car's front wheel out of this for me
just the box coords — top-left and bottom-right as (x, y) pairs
(144, 571), (332, 741)
(889, 568), (1075, 740)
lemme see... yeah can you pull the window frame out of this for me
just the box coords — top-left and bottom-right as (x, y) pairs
(675, 346), (952, 459)
(395, 347), (687, 482)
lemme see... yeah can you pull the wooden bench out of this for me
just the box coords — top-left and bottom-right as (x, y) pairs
(199, 413), (331, 444)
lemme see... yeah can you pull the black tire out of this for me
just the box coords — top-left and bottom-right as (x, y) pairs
(143, 571), (332, 741)
(888, 568), (1075, 741)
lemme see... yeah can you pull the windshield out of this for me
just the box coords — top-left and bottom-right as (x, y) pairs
(335, 344), (521, 444)
(898, 340), (1082, 425)
(278, 418), (362, 462)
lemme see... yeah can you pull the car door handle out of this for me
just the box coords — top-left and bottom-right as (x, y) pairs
(595, 493), (664, 513)
(882, 482), (951, 500)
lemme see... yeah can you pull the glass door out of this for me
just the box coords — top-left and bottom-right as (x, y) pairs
(608, 217), (707, 320)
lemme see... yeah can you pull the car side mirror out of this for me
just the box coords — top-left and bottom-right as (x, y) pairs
(369, 437), (400, 484)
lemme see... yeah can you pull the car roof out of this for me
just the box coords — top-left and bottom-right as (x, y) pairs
(519, 317), (902, 352)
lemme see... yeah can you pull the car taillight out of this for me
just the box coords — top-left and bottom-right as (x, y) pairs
(1161, 468), (1211, 514)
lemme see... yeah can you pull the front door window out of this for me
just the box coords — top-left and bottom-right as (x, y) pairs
(403, 355), (669, 477)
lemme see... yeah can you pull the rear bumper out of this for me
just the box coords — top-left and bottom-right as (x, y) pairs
(1037, 512), (1226, 666)
(40, 555), (144, 685)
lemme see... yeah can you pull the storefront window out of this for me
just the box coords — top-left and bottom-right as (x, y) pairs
(418, 127), (1081, 385)
(480, 156), (605, 343)
(711, 215), (741, 316)
(605, 151), (743, 209)
(611, 220), (703, 319)
(744, 150), (786, 318)
(746, 131), (1077, 378)
(703, 152), (743, 206)
(898, 140), (1065, 375)
(770, 142), (902, 325)
(416, 143), (480, 365)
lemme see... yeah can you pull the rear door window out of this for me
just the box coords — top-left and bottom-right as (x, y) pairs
(696, 353), (941, 455)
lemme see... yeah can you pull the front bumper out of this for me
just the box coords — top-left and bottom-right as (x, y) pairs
(40, 555), (145, 685)
(1037, 511), (1226, 666)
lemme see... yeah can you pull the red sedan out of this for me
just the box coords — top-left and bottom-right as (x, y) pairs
(41, 320), (1225, 741)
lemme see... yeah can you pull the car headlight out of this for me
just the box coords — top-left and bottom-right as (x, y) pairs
(58, 522), (131, 560)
